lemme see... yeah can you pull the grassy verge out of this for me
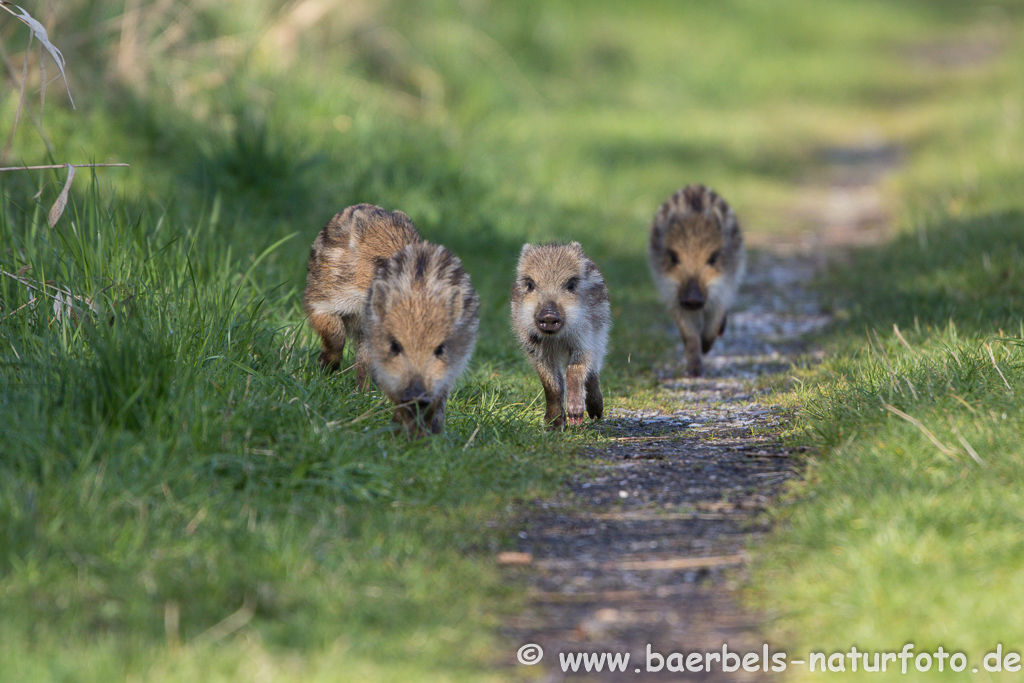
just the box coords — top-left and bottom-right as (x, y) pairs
(743, 4), (1024, 675)
(0, 178), (584, 680)
(3, 0), (1024, 680)
(755, 210), (1024, 681)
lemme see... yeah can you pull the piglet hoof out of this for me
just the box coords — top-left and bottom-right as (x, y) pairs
(545, 416), (565, 431)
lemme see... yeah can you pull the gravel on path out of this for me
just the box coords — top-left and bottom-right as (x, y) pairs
(501, 248), (830, 682)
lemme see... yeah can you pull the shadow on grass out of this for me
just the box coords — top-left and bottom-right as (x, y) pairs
(827, 210), (1024, 336)
(588, 136), (812, 185)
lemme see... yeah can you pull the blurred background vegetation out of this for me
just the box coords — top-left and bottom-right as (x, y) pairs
(2, 0), (1024, 680)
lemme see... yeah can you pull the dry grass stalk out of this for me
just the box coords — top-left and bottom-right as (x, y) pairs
(0, 1), (75, 107)
(46, 163), (74, 226)
(0, 162), (130, 172)
(985, 342), (1013, 395)
(0, 163), (129, 226)
(883, 403), (960, 460)
(0, 267), (98, 324)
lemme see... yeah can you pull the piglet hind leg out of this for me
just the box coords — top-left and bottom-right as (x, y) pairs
(584, 371), (603, 420)
(309, 311), (346, 372)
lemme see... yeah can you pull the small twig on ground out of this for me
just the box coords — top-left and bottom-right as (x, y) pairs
(955, 434), (986, 468)
(462, 424), (481, 450)
(605, 554), (748, 572)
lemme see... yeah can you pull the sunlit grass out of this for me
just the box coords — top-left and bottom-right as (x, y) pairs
(3, 0), (1024, 679)
(0, 179), (572, 680)
(755, 210), (1024, 682)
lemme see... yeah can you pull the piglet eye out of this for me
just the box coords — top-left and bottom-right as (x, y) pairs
(565, 277), (579, 293)
(434, 344), (445, 358)
(522, 277), (535, 293)
(707, 250), (721, 266)
(389, 338), (403, 355)
(667, 249), (679, 265)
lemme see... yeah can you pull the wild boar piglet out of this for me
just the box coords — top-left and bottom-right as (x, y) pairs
(511, 242), (611, 430)
(303, 204), (421, 384)
(648, 184), (745, 377)
(364, 241), (479, 437)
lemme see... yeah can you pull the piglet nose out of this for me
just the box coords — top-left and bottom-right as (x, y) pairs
(535, 307), (562, 333)
(679, 278), (704, 310)
(400, 382), (429, 407)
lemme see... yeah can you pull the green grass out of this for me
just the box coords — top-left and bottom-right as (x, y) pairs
(0, 178), (575, 680)
(3, 0), (1024, 680)
(753, 212), (1024, 681)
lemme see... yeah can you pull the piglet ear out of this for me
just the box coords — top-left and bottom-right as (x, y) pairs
(519, 243), (536, 258)
(448, 289), (463, 322)
(369, 280), (389, 322)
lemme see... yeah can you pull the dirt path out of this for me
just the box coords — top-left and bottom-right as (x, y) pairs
(501, 145), (896, 682)
(501, 248), (826, 682)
